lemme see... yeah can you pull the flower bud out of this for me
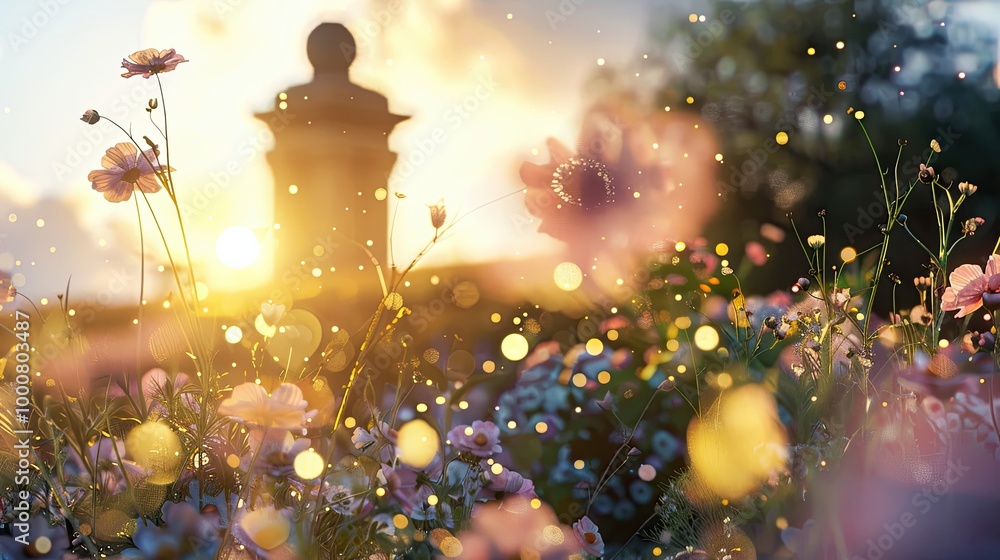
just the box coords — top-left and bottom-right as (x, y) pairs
(977, 331), (997, 352)
(918, 163), (935, 184)
(80, 109), (100, 125)
(791, 277), (811, 293)
(982, 292), (1000, 311)
(959, 181), (978, 196)
(428, 199), (447, 230)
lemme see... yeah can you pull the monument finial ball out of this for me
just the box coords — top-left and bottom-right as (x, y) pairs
(307, 23), (356, 75)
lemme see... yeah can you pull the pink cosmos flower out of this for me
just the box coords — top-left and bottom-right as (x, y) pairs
(572, 516), (605, 557)
(447, 420), (502, 458)
(121, 48), (188, 78)
(88, 142), (165, 202)
(942, 254), (1000, 318)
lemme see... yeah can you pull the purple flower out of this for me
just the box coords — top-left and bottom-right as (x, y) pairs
(121, 48), (188, 78)
(572, 516), (605, 557)
(481, 463), (536, 497)
(125, 501), (221, 558)
(381, 463), (420, 514)
(88, 143), (165, 202)
(448, 420), (502, 458)
(0, 515), (71, 559)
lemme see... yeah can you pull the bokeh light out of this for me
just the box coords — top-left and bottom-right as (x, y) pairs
(293, 449), (325, 479)
(124, 421), (183, 485)
(396, 419), (440, 469)
(554, 262), (584, 291)
(501, 333), (530, 361)
(687, 384), (788, 502)
(693, 325), (720, 351)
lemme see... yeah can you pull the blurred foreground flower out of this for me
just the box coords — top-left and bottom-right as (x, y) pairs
(88, 142), (165, 202)
(122, 501), (220, 559)
(0, 515), (71, 560)
(218, 382), (309, 429)
(687, 384), (788, 502)
(458, 495), (578, 558)
(232, 506), (293, 556)
(121, 48), (188, 78)
(519, 96), (717, 254)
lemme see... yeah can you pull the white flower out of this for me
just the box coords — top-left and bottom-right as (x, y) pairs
(218, 383), (308, 429)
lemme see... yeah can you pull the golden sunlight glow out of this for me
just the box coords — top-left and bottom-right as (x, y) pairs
(215, 226), (260, 269)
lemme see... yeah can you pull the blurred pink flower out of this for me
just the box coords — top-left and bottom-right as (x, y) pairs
(121, 48), (188, 78)
(218, 382), (309, 429)
(88, 142), (164, 202)
(461, 496), (578, 558)
(519, 97), (718, 254)
(942, 254), (1000, 318)
(448, 420), (502, 458)
(745, 241), (768, 266)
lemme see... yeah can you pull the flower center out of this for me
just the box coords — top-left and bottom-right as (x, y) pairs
(474, 433), (488, 446)
(150, 63), (166, 73)
(551, 157), (615, 210)
(585, 532), (597, 544)
(121, 167), (142, 184)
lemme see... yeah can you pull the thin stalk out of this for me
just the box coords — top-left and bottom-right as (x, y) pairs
(133, 197), (148, 421)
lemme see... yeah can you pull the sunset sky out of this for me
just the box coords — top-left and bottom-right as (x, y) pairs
(0, 0), (689, 301)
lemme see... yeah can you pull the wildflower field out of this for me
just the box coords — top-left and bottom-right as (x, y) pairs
(2, 2), (1000, 560)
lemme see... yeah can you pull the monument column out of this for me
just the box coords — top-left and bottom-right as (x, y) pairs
(258, 23), (407, 303)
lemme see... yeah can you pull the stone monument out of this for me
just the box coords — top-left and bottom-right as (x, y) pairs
(258, 23), (407, 302)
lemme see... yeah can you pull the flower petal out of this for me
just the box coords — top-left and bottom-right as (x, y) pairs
(987, 254), (1000, 278)
(948, 264), (984, 292)
(101, 143), (138, 170)
(136, 175), (162, 194)
(88, 169), (124, 189)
